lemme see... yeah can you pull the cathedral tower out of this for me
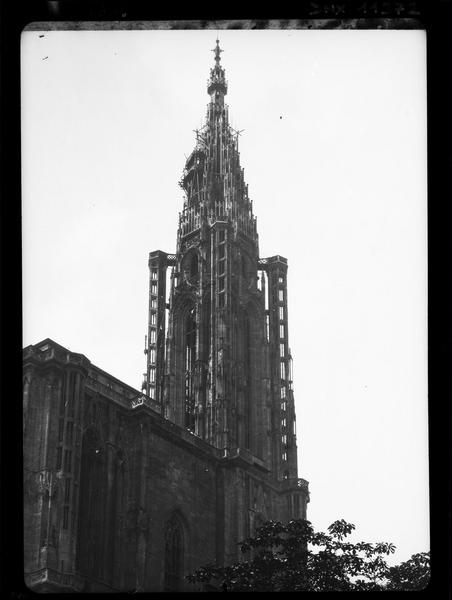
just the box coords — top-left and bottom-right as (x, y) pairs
(23, 40), (309, 593)
(145, 40), (299, 482)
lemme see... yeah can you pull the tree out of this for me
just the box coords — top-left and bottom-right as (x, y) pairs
(385, 552), (430, 590)
(187, 519), (429, 592)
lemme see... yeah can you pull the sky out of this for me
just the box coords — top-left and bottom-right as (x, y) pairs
(21, 27), (428, 567)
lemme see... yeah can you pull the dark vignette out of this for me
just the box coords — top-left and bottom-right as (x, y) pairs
(1, 1), (450, 597)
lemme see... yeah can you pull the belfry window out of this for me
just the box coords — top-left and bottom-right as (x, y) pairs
(184, 307), (196, 432)
(280, 362), (286, 380)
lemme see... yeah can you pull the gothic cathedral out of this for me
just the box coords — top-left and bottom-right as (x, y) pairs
(23, 41), (309, 593)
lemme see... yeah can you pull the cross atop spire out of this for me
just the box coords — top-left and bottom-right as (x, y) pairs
(212, 38), (223, 66)
(207, 39), (227, 98)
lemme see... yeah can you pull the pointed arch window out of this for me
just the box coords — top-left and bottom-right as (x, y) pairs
(149, 348), (156, 364)
(190, 253), (199, 279)
(164, 514), (185, 591)
(184, 306), (196, 432)
(76, 428), (107, 579)
(239, 308), (252, 450)
(182, 252), (199, 284)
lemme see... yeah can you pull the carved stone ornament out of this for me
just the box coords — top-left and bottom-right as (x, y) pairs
(37, 469), (63, 496)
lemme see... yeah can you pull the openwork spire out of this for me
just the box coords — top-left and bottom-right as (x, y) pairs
(177, 42), (255, 243)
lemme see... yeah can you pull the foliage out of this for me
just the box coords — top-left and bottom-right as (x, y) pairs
(385, 551), (430, 590)
(187, 518), (403, 592)
(188, 519), (431, 592)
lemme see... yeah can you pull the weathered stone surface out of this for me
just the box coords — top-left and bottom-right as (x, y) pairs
(23, 340), (309, 591)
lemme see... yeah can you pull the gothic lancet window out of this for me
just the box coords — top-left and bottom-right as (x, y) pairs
(182, 252), (199, 284)
(76, 428), (106, 580)
(190, 253), (198, 279)
(238, 308), (252, 450)
(184, 306), (196, 432)
(164, 514), (185, 591)
(244, 313), (251, 449)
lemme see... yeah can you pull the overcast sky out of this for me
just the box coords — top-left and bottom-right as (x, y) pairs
(22, 28), (428, 567)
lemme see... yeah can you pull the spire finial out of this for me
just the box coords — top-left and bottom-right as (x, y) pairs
(207, 39), (227, 97)
(212, 38), (223, 66)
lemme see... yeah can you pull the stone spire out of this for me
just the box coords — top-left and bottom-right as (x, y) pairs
(213, 38), (223, 66)
(146, 40), (307, 508)
(207, 38), (227, 100)
(176, 41), (255, 242)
